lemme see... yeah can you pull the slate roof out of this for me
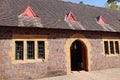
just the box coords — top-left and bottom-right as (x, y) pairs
(0, 0), (120, 32)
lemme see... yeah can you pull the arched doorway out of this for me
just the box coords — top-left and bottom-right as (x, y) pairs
(70, 40), (88, 71)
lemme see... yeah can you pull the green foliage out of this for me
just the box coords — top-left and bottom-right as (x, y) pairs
(108, 2), (119, 10)
(107, 0), (120, 3)
(106, 0), (119, 10)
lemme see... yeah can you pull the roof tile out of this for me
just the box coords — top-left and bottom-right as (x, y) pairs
(0, 0), (120, 32)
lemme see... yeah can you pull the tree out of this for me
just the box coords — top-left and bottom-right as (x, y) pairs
(106, 0), (120, 10)
(107, 0), (120, 3)
(79, 1), (83, 4)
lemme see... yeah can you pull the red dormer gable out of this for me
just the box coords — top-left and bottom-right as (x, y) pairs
(97, 16), (106, 24)
(66, 11), (77, 22)
(21, 6), (36, 17)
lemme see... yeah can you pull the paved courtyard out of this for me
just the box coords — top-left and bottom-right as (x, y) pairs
(36, 68), (120, 80)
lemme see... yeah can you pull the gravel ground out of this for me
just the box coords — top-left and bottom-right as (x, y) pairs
(36, 68), (120, 80)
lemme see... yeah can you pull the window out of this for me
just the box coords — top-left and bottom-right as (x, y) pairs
(15, 41), (24, 60)
(27, 41), (35, 59)
(13, 36), (48, 63)
(115, 41), (119, 54)
(104, 41), (109, 55)
(110, 41), (114, 54)
(104, 41), (120, 55)
(38, 41), (45, 59)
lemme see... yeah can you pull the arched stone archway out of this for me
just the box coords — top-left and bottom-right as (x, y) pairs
(64, 34), (91, 74)
(70, 40), (88, 71)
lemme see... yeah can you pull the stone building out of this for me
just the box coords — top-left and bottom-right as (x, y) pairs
(0, 0), (120, 80)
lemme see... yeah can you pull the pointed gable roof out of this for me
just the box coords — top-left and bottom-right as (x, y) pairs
(97, 16), (106, 24)
(21, 6), (36, 17)
(66, 11), (77, 22)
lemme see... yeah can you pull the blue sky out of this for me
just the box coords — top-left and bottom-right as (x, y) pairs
(64, 0), (108, 7)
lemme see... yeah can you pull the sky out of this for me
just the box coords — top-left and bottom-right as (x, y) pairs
(64, 0), (108, 7)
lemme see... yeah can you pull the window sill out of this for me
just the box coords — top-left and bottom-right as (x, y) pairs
(104, 54), (120, 57)
(12, 59), (47, 64)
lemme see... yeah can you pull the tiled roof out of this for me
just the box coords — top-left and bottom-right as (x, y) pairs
(0, 0), (120, 32)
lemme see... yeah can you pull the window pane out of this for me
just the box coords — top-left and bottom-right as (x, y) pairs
(38, 41), (45, 59)
(15, 41), (23, 60)
(104, 41), (109, 55)
(115, 41), (119, 54)
(110, 41), (114, 54)
(27, 41), (34, 59)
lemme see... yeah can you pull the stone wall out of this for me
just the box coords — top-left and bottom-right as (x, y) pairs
(90, 32), (120, 70)
(0, 27), (68, 80)
(0, 27), (120, 80)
